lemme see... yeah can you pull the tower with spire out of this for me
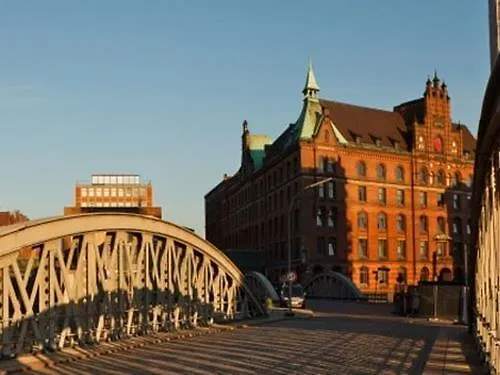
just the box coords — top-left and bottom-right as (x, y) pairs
(302, 61), (320, 101)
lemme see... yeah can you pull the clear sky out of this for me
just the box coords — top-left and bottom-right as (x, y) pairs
(0, 1), (490, 236)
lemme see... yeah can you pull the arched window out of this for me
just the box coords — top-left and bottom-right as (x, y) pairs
(360, 266), (369, 286)
(437, 216), (446, 233)
(316, 208), (324, 227)
(452, 217), (462, 235)
(395, 166), (405, 182)
(398, 267), (407, 284)
(357, 211), (368, 230)
(466, 174), (473, 187)
(436, 170), (446, 185)
(451, 172), (461, 187)
(396, 214), (405, 232)
(327, 209), (336, 228)
(327, 181), (335, 199)
(418, 167), (428, 184)
(376, 164), (386, 180)
(357, 161), (366, 177)
(377, 212), (387, 231)
(420, 267), (430, 281)
(318, 183), (325, 198)
(419, 215), (428, 232)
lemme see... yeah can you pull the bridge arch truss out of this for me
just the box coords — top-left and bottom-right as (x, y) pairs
(0, 214), (264, 356)
(303, 272), (365, 300)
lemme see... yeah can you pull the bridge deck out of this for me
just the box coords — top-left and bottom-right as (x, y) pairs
(0, 301), (484, 375)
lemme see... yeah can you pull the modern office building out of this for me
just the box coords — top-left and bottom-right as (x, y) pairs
(64, 174), (162, 218)
(205, 65), (475, 296)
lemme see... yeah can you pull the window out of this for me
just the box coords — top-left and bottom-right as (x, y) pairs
(317, 157), (325, 172)
(452, 172), (461, 186)
(437, 242), (445, 256)
(327, 209), (336, 228)
(378, 240), (388, 259)
(453, 194), (460, 210)
(418, 168), (428, 184)
(398, 267), (407, 284)
(376, 164), (386, 180)
(118, 188), (124, 197)
(466, 175), (473, 187)
(375, 138), (382, 147)
(436, 170), (445, 186)
(452, 217), (462, 235)
(377, 213), (387, 231)
(104, 188), (109, 197)
(96, 188), (102, 197)
(466, 220), (471, 235)
(360, 266), (369, 286)
(420, 267), (430, 281)
(358, 212), (368, 230)
(419, 241), (428, 259)
(316, 209), (324, 227)
(397, 240), (406, 259)
(419, 191), (427, 207)
(396, 214), (405, 232)
(326, 159), (335, 173)
(317, 237), (325, 256)
(437, 216), (446, 233)
(378, 268), (389, 286)
(419, 215), (428, 232)
(395, 166), (405, 182)
(88, 188), (94, 197)
(328, 237), (336, 256)
(81, 188), (87, 197)
(318, 184), (324, 198)
(327, 181), (336, 199)
(358, 239), (368, 258)
(357, 161), (366, 177)
(358, 186), (367, 202)
(437, 193), (445, 207)
(396, 190), (405, 206)
(377, 187), (386, 204)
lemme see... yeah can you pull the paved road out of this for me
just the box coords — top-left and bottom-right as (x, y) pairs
(25, 301), (483, 375)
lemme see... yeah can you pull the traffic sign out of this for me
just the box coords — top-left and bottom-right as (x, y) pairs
(285, 271), (297, 283)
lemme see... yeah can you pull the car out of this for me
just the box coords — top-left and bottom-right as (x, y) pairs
(279, 283), (306, 309)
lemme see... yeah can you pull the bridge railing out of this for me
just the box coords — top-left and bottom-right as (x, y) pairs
(472, 55), (500, 372)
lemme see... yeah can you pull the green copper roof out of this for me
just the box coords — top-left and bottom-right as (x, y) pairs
(247, 133), (272, 170)
(302, 61), (320, 95)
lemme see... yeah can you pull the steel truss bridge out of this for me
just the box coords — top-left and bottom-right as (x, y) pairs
(473, 54), (500, 372)
(0, 213), (267, 357)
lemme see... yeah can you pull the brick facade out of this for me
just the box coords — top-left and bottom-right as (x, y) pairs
(205, 68), (475, 297)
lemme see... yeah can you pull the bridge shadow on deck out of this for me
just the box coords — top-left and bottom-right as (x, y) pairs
(11, 301), (486, 375)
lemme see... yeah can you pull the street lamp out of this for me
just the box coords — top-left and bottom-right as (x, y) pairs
(285, 176), (333, 317)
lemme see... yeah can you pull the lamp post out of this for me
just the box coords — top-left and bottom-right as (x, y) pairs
(285, 176), (333, 317)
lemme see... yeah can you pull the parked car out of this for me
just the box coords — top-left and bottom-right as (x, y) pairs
(279, 283), (306, 309)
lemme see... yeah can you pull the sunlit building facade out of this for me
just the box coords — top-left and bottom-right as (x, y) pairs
(205, 65), (475, 297)
(64, 174), (162, 218)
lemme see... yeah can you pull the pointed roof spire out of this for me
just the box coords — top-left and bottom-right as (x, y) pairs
(302, 60), (320, 98)
(432, 70), (440, 86)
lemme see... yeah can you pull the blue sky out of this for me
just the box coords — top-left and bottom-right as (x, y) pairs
(0, 1), (490, 236)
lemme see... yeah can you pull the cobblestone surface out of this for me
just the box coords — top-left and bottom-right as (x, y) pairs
(1, 301), (486, 374)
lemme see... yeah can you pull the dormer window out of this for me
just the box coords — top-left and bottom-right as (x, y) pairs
(464, 151), (470, 160)
(394, 141), (400, 150)
(375, 138), (382, 147)
(355, 136), (361, 144)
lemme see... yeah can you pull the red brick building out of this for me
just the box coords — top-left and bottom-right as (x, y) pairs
(0, 210), (29, 227)
(205, 65), (475, 296)
(64, 174), (162, 218)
